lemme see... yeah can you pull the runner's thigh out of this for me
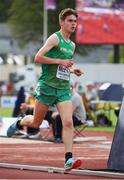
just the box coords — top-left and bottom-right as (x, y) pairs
(56, 101), (73, 124)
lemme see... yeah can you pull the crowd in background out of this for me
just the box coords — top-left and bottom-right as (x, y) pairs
(0, 81), (14, 96)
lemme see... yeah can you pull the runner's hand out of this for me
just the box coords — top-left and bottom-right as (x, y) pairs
(73, 69), (84, 76)
(58, 59), (74, 67)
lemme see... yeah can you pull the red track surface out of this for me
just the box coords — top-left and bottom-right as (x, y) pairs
(0, 131), (114, 179)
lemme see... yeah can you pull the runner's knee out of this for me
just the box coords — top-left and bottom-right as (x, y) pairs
(63, 119), (73, 129)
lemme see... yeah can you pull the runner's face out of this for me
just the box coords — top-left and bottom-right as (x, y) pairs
(61, 15), (77, 33)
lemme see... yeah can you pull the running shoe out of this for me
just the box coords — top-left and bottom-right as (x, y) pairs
(64, 158), (82, 171)
(7, 119), (19, 137)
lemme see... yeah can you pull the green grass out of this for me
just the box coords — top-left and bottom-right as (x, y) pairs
(85, 126), (115, 133)
(0, 107), (13, 117)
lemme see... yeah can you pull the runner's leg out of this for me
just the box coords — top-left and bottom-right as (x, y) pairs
(56, 100), (73, 153)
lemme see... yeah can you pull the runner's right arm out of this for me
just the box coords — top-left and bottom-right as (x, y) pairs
(34, 34), (73, 68)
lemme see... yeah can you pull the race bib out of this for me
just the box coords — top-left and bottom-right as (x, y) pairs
(56, 65), (70, 81)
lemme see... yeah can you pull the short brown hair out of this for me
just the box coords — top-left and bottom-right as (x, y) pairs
(59, 8), (78, 23)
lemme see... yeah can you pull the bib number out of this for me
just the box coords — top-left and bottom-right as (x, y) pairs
(56, 65), (70, 81)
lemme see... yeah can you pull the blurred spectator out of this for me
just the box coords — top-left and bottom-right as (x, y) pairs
(0, 81), (14, 96)
(0, 82), (7, 96)
(19, 87), (40, 137)
(12, 86), (25, 117)
(7, 83), (14, 95)
(77, 82), (98, 125)
(85, 82), (98, 102)
(20, 87), (35, 116)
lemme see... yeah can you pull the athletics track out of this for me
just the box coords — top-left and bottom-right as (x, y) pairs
(0, 131), (122, 179)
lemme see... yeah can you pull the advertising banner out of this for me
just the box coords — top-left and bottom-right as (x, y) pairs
(76, 0), (124, 44)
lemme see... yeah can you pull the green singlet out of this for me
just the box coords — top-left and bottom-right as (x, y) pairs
(38, 31), (75, 89)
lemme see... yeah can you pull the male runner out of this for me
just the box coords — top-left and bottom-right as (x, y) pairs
(7, 8), (83, 171)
